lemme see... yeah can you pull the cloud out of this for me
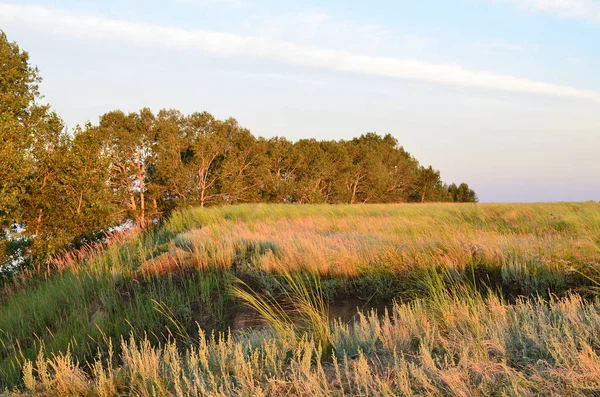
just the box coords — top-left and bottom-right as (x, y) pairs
(252, 72), (324, 86)
(494, 0), (600, 23)
(2, 3), (599, 102)
(241, 11), (395, 54)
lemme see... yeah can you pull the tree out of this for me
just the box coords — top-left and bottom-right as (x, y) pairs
(410, 165), (451, 203)
(255, 137), (296, 203)
(184, 114), (260, 207)
(287, 139), (349, 203)
(316, 140), (352, 203)
(0, 30), (65, 265)
(449, 182), (478, 203)
(215, 118), (261, 204)
(379, 138), (418, 203)
(18, 112), (68, 256)
(62, 124), (118, 242)
(99, 108), (157, 227)
(185, 112), (229, 207)
(0, 31), (42, 263)
(153, 109), (192, 213)
(457, 183), (478, 203)
(344, 133), (416, 204)
(16, 120), (117, 259)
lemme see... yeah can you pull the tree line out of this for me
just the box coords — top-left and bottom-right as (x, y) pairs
(0, 31), (477, 270)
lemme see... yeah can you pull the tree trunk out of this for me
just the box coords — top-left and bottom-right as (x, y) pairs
(350, 174), (361, 204)
(34, 208), (43, 237)
(137, 151), (146, 226)
(76, 191), (83, 214)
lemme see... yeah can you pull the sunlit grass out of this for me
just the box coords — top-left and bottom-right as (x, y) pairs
(19, 291), (600, 396)
(1, 202), (599, 392)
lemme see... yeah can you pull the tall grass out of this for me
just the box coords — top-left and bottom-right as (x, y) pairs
(1, 202), (599, 391)
(163, 203), (600, 281)
(233, 268), (331, 352)
(18, 291), (600, 396)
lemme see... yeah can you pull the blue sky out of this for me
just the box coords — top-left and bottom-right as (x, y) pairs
(1, 0), (599, 202)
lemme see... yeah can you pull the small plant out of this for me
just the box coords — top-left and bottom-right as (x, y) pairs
(232, 268), (331, 352)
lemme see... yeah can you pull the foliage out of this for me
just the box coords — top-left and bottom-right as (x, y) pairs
(0, 31), (116, 269)
(448, 182), (478, 203)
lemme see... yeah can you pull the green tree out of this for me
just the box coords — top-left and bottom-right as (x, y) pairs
(212, 118), (261, 205)
(255, 137), (296, 203)
(410, 165), (451, 203)
(344, 133), (416, 204)
(182, 115), (259, 206)
(16, 120), (116, 259)
(0, 31), (42, 264)
(18, 112), (67, 256)
(459, 183), (478, 203)
(152, 109), (192, 213)
(63, 124), (118, 242)
(287, 139), (349, 203)
(99, 108), (157, 227)
(0, 31), (74, 265)
(185, 112), (229, 207)
(449, 182), (478, 203)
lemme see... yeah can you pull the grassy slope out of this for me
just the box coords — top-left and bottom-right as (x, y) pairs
(1, 202), (599, 391)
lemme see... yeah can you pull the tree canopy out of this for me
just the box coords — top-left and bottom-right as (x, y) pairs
(0, 31), (477, 272)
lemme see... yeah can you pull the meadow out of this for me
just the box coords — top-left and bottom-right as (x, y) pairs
(1, 202), (600, 395)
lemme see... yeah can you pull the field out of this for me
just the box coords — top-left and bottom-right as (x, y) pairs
(1, 202), (600, 395)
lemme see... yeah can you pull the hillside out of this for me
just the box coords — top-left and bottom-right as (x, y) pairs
(1, 202), (600, 395)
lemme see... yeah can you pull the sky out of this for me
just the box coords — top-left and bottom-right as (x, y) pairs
(1, 0), (599, 202)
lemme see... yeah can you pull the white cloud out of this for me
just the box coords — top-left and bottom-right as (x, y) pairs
(2, 3), (599, 102)
(495, 0), (600, 23)
(252, 72), (324, 86)
(240, 11), (396, 54)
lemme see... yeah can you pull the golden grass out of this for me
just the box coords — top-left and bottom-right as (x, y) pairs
(3, 202), (600, 394)
(147, 203), (600, 281)
(19, 292), (600, 396)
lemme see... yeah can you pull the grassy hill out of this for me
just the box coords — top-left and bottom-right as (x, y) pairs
(1, 202), (600, 395)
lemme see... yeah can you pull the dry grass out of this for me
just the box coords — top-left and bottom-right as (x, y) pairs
(2, 202), (600, 393)
(18, 291), (600, 396)
(153, 203), (600, 284)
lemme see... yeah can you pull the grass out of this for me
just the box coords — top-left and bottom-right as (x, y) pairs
(233, 268), (331, 353)
(17, 288), (600, 396)
(0, 202), (599, 393)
